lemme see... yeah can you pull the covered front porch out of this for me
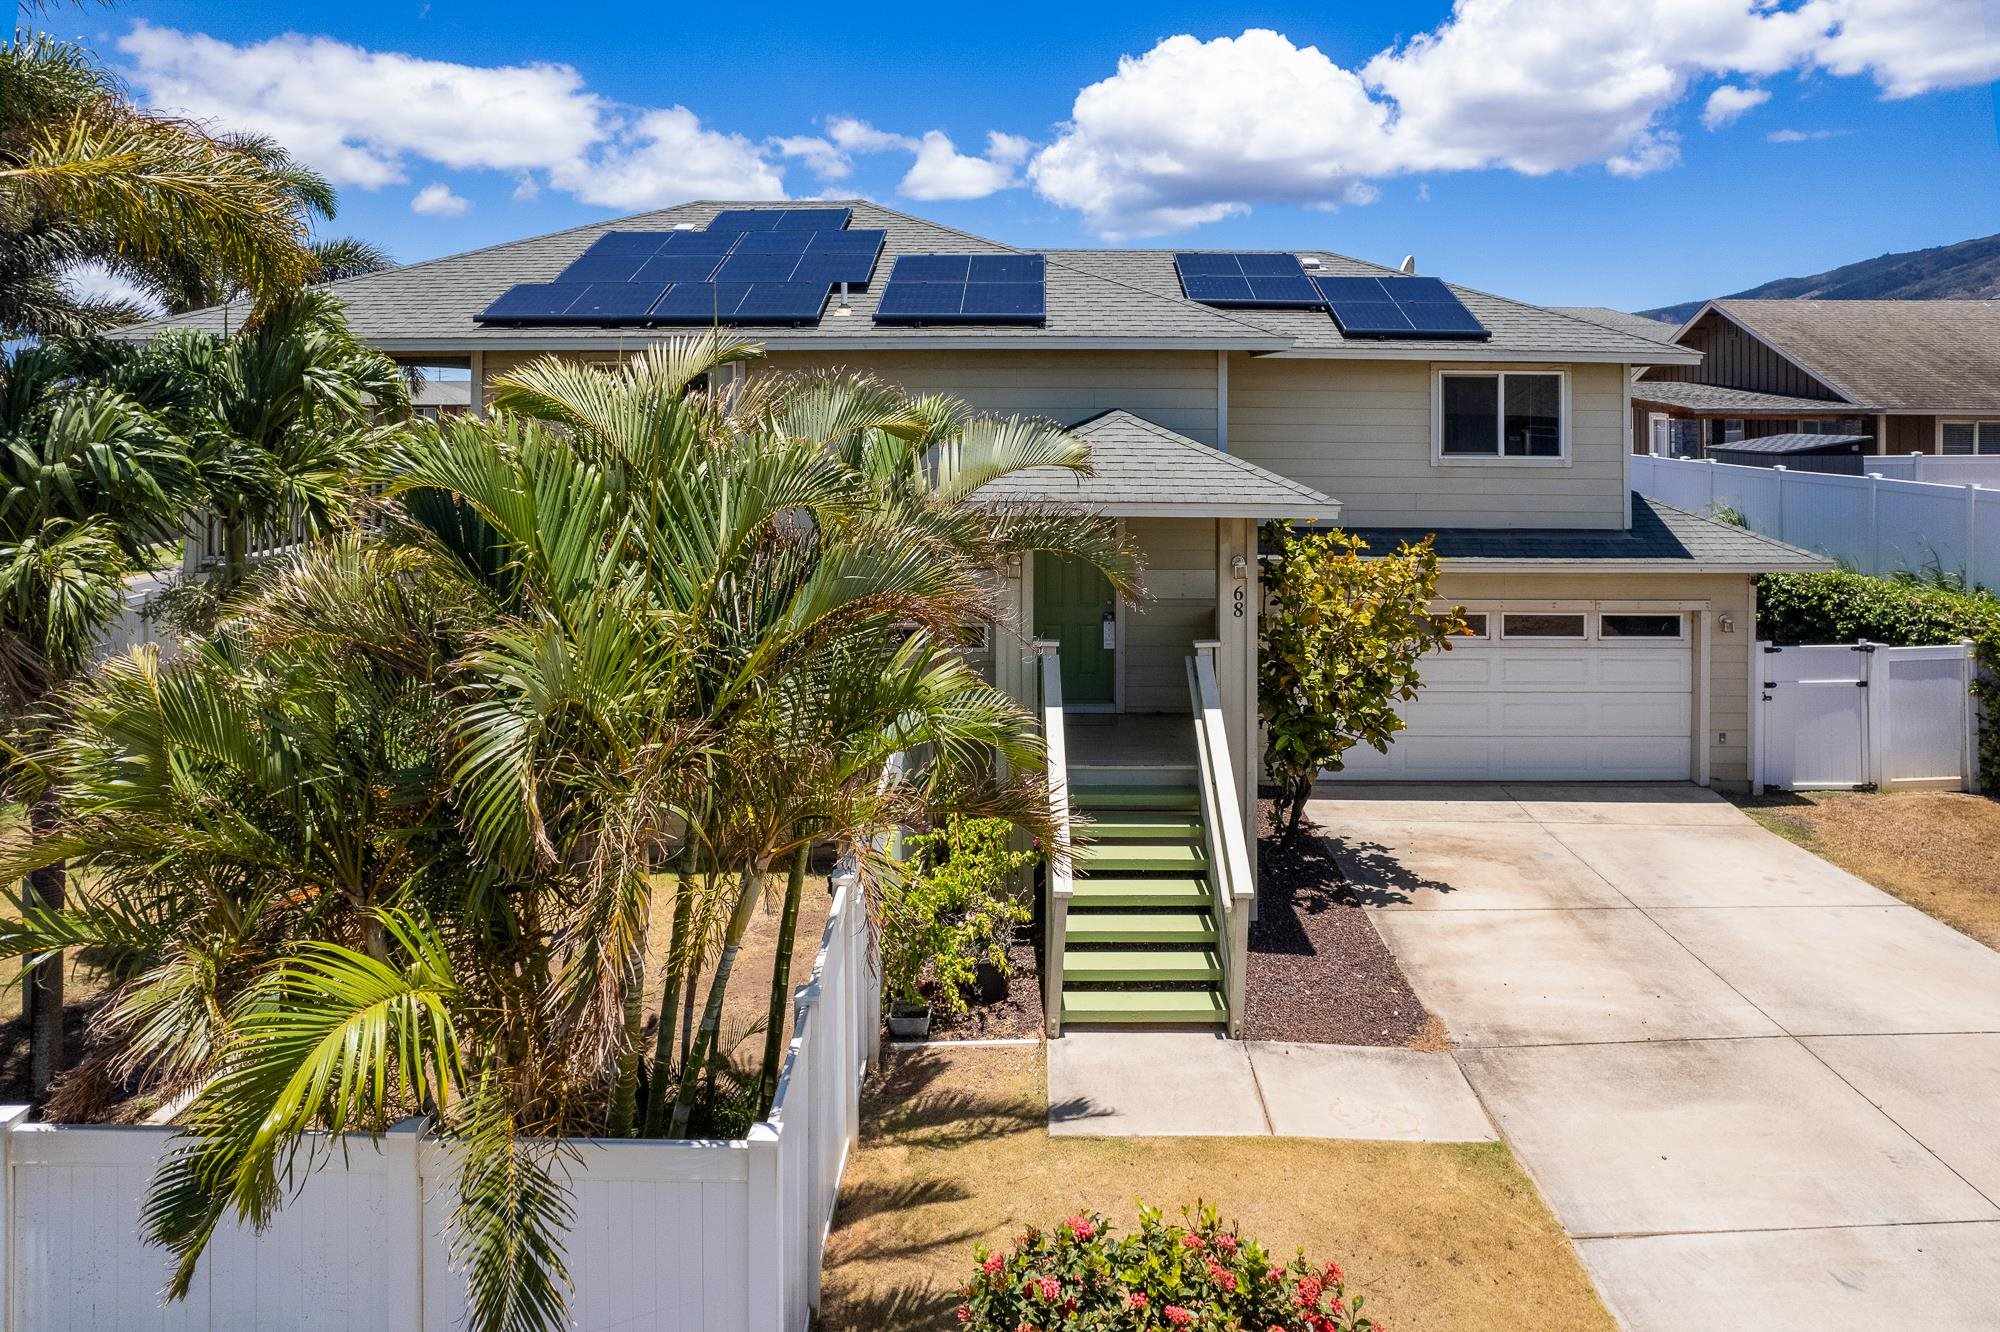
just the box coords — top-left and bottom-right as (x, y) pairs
(973, 409), (1338, 1036)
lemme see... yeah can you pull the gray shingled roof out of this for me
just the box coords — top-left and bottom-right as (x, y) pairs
(1340, 495), (1832, 571)
(973, 409), (1338, 519)
(1710, 300), (2000, 414)
(1549, 306), (1683, 343)
(1631, 380), (1869, 414)
(1046, 250), (1702, 363)
(112, 199), (1700, 363)
(1711, 433), (1871, 455)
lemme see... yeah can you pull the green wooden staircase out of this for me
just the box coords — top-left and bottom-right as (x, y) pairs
(1058, 775), (1229, 1027)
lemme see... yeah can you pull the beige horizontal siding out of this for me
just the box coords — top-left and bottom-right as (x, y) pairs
(1123, 518), (1216, 712)
(1229, 357), (1630, 530)
(760, 350), (1221, 445)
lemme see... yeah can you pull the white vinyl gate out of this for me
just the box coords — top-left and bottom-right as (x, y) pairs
(1755, 641), (1979, 792)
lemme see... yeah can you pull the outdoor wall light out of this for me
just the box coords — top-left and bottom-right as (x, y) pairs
(1719, 613), (1734, 633)
(1230, 554), (1249, 580)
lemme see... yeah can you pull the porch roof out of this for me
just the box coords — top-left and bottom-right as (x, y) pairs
(973, 409), (1340, 520)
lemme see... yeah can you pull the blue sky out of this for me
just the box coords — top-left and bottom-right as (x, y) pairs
(59, 0), (2000, 310)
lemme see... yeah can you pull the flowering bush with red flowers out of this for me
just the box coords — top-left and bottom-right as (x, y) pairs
(953, 1203), (1380, 1331)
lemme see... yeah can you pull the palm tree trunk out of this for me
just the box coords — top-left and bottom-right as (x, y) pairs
(223, 514), (249, 583)
(604, 936), (647, 1137)
(25, 790), (64, 1104)
(668, 868), (764, 1138)
(678, 871), (705, 1072)
(641, 876), (695, 1137)
(754, 843), (810, 1120)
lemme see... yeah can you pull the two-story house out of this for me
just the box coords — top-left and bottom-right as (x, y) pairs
(1633, 299), (2000, 458)
(128, 201), (1828, 1029)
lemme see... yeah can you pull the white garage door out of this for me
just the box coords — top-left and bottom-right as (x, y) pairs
(1324, 607), (1694, 782)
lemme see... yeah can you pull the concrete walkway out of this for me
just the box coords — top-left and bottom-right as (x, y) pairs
(1047, 1032), (1495, 1142)
(1313, 782), (2000, 1331)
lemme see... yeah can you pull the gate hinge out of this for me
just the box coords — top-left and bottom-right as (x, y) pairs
(1856, 679), (1869, 688)
(1763, 645), (1783, 654)
(1853, 642), (1877, 654)
(1763, 681), (1777, 689)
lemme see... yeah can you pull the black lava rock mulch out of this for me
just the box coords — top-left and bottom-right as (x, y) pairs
(1241, 799), (1439, 1047)
(925, 936), (1045, 1041)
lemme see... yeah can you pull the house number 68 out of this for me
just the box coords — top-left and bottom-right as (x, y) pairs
(1232, 585), (1246, 618)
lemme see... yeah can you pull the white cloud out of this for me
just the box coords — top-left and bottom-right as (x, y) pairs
(1702, 84), (1771, 129)
(771, 134), (851, 180)
(899, 131), (1022, 200)
(826, 117), (916, 154)
(62, 262), (164, 317)
(116, 22), (784, 208)
(1031, 4), (2000, 235)
(1767, 126), (1848, 142)
(510, 175), (540, 202)
(411, 182), (470, 216)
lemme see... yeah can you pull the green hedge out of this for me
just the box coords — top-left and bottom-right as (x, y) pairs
(1757, 571), (1998, 787)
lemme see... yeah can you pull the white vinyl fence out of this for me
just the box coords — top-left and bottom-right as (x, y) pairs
(1634, 454), (2000, 586)
(1755, 641), (1978, 792)
(0, 862), (879, 1332)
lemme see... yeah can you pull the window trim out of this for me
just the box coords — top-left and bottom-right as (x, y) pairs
(1431, 367), (1572, 468)
(1939, 419), (2000, 456)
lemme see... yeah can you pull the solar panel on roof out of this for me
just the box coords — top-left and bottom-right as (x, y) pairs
(556, 254), (651, 284)
(788, 254), (875, 288)
(706, 207), (852, 231)
(651, 282), (746, 322)
(476, 282), (591, 324)
(1172, 253), (1324, 308)
(731, 282), (829, 321)
(714, 251), (802, 283)
(1315, 275), (1488, 340)
(874, 254), (1045, 325)
(633, 255), (727, 285)
(659, 230), (742, 254)
(565, 283), (671, 322)
(730, 231), (814, 254)
(805, 229), (886, 251)
(581, 232), (673, 257)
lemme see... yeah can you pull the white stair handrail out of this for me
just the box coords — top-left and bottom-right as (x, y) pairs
(1035, 640), (1072, 1038)
(1187, 641), (1254, 1037)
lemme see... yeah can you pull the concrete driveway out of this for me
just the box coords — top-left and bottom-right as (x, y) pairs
(1312, 782), (2000, 1331)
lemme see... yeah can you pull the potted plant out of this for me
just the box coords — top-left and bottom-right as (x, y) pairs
(879, 815), (1035, 1037)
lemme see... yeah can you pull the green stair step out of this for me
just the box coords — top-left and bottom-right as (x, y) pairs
(1073, 841), (1207, 873)
(1061, 988), (1228, 1026)
(1066, 911), (1216, 945)
(1070, 876), (1212, 908)
(1064, 948), (1221, 983)
(1069, 784), (1201, 812)
(1077, 811), (1202, 842)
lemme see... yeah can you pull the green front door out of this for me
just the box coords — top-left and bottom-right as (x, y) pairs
(1033, 553), (1116, 705)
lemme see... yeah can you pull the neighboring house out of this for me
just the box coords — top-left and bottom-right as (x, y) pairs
(122, 200), (1829, 1027)
(1633, 299), (2000, 457)
(1549, 305), (1682, 342)
(411, 376), (472, 420)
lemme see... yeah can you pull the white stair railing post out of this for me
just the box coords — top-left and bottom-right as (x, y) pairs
(1034, 640), (1071, 1038)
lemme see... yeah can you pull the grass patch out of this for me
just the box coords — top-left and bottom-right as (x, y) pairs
(820, 1044), (1613, 1332)
(1737, 790), (2000, 950)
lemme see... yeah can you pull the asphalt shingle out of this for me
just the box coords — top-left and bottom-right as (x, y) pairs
(1631, 381), (1870, 414)
(974, 410), (1338, 519)
(1709, 300), (2000, 415)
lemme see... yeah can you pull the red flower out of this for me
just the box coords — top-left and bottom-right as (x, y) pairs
(1129, 1292), (1150, 1310)
(1324, 1260), (1344, 1284)
(1033, 1276), (1061, 1302)
(1064, 1215), (1097, 1240)
(1163, 1307), (1195, 1327)
(1181, 1234), (1206, 1250)
(955, 1308), (971, 1324)
(1205, 1261), (1237, 1293)
(1215, 1233), (1239, 1253)
(1296, 1275), (1324, 1306)
(1267, 1267), (1287, 1284)
(983, 1254), (1004, 1276)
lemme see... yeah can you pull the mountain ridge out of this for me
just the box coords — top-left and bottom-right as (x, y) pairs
(1638, 232), (2000, 324)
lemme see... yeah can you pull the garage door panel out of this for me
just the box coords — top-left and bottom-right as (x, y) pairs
(1317, 613), (1696, 782)
(1496, 656), (1592, 686)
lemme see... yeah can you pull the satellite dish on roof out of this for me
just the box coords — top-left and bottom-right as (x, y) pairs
(1399, 255), (1417, 275)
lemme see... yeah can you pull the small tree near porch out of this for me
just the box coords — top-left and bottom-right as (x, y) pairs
(1259, 526), (1468, 845)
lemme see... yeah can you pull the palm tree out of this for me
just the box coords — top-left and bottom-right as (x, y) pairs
(166, 289), (412, 581)
(0, 337), (199, 1098)
(0, 335), (1134, 1330)
(0, 31), (322, 339)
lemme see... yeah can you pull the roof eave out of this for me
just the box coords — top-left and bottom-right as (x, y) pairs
(1435, 556), (1835, 574)
(1256, 345), (1704, 365)
(978, 499), (1340, 520)
(354, 333), (1294, 354)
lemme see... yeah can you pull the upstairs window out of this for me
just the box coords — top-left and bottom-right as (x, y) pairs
(1436, 371), (1566, 462)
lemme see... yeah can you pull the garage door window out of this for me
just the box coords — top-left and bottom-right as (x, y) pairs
(1600, 613), (1683, 638)
(1501, 612), (1586, 638)
(1458, 612), (1490, 637)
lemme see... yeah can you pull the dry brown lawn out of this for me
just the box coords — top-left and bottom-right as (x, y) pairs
(1737, 790), (2000, 948)
(819, 1044), (1613, 1332)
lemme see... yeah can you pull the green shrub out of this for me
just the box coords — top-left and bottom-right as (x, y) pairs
(880, 814), (1034, 1014)
(955, 1203), (1378, 1331)
(1757, 570), (1998, 785)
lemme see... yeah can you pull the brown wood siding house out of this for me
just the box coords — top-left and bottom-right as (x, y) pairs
(1631, 300), (2000, 458)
